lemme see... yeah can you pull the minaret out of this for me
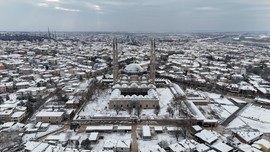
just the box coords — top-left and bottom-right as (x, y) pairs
(113, 38), (119, 84)
(48, 27), (51, 40)
(150, 39), (156, 84)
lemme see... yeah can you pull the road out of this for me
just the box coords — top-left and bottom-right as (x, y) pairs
(131, 124), (138, 152)
(221, 103), (251, 127)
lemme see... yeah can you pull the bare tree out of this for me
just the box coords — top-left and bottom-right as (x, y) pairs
(74, 140), (79, 149)
(115, 107), (121, 115)
(158, 140), (169, 149)
(166, 106), (174, 117)
(81, 138), (91, 150)
(154, 105), (160, 116)
(175, 128), (182, 141)
(135, 103), (142, 116)
(0, 96), (4, 104)
(5, 94), (10, 101)
(127, 106), (133, 114)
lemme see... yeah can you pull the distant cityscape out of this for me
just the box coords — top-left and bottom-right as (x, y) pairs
(1, 31), (270, 151)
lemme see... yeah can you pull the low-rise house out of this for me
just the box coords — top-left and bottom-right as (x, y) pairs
(116, 139), (131, 152)
(254, 139), (270, 151)
(24, 141), (43, 152)
(103, 139), (116, 151)
(191, 125), (202, 135)
(89, 132), (99, 144)
(0, 110), (14, 122)
(196, 143), (210, 152)
(36, 111), (64, 124)
(169, 143), (186, 152)
(11, 111), (26, 122)
(233, 131), (263, 144)
(238, 144), (262, 152)
(117, 126), (132, 132)
(0, 84), (7, 93)
(154, 126), (163, 133)
(195, 129), (219, 145)
(149, 145), (166, 152)
(66, 98), (80, 108)
(212, 142), (234, 152)
(16, 82), (30, 90)
(86, 125), (114, 133)
(16, 87), (46, 99)
(142, 125), (151, 140)
(178, 139), (198, 151)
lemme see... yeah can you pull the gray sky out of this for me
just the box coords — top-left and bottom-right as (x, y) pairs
(0, 0), (270, 32)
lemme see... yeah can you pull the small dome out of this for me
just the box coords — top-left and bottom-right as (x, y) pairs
(124, 63), (144, 73)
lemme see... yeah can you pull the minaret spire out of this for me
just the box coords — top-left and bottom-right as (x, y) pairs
(150, 39), (156, 84)
(113, 38), (119, 84)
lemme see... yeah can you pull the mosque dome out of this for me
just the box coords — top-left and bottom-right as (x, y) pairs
(124, 63), (144, 74)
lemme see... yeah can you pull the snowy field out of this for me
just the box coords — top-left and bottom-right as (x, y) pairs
(240, 104), (270, 124)
(193, 91), (239, 121)
(204, 92), (234, 105)
(78, 89), (115, 117)
(227, 104), (270, 133)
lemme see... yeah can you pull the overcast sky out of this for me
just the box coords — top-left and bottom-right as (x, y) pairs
(0, 0), (270, 32)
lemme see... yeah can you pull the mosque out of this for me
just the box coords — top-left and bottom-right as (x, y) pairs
(109, 39), (159, 109)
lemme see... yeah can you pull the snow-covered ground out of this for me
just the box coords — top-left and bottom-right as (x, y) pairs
(194, 91), (239, 121)
(240, 105), (270, 124)
(204, 92), (234, 105)
(227, 104), (270, 133)
(78, 89), (113, 117)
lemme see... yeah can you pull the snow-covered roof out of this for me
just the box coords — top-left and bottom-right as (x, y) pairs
(192, 125), (202, 132)
(89, 132), (99, 141)
(117, 126), (132, 131)
(254, 139), (270, 149)
(178, 139), (198, 150)
(235, 131), (263, 143)
(11, 111), (25, 118)
(154, 126), (163, 131)
(24, 141), (41, 151)
(142, 125), (151, 137)
(116, 139), (131, 148)
(196, 143), (210, 152)
(212, 142), (233, 152)
(195, 129), (218, 144)
(32, 143), (49, 152)
(36, 111), (64, 117)
(86, 125), (113, 131)
(169, 143), (185, 152)
(146, 145), (166, 152)
(238, 144), (262, 152)
(124, 63), (144, 73)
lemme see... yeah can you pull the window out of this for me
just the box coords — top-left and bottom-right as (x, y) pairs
(146, 104), (148, 108)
